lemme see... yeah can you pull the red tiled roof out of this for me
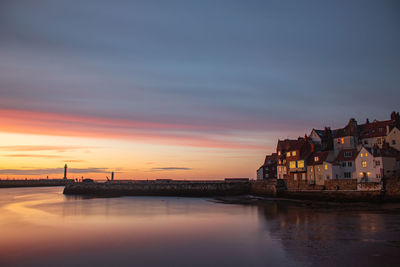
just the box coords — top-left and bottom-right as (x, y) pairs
(263, 153), (277, 165)
(334, 149), (358, 162)
(359, 120), (393, 138)
(364, 146), (400, 158)
(307, 151), (331, 165)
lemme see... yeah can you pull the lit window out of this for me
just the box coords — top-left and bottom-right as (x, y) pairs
(298, 160), (304, 168)
(341, 138), (344, 144)
(289, 161), (296, 169)
(292, 151), (296, 156)
(314, 156), (319, 162)
(287, 151), (291, 157)
(324, 164), (328, 170)
(360, 153), (363, 157)
(365, 153), (368, 157)
(278, 151), (281, 156)
(362, 161), (367, 168)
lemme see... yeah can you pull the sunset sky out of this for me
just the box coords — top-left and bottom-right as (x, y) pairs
(1, 0), (399, 179)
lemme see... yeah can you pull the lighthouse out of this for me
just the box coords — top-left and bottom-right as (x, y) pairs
(64, 164), (67, 180)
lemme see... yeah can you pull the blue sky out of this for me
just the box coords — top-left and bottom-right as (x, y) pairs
(0, 0), (399, 178)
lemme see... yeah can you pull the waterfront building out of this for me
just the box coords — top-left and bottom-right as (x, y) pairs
(257, 153), (277, 180)
(333, 149), (358, 179)
(306, 150), (337, 185)
(355, 146), (398, 183)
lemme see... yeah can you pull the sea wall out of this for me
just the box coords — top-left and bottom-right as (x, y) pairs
(283, 190), (383, 202)
(0, 179), (71, 188)
(285, 180), (325, 191)
(63, 180), (251, 197)
(385, 177), (400, 201)
(325, 179), (357, 190)
(250, 179), (286, 197)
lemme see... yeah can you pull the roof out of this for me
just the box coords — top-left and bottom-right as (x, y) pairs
(332, 118), (359, 138)
(359, 120), (392, 138)
(362, 146), (400, 158)
(263, 153), (277, 165)
(334, 149), (358, 162)
(307, 151), (331, 165)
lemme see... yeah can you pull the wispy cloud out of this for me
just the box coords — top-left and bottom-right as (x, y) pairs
(0, 145), (91, 152)
(0, 168), (108, 175)
(151, 167), (192, 171)
(6, 154), (64, 158)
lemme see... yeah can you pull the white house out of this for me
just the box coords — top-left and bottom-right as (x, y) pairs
(333, 149), (358, 179)
(387, 126), (400, 151)
(355, 146), (397, 183)
(307, 151), (338, 185)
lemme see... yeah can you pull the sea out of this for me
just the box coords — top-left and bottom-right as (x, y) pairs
(0, 187), (399, 267)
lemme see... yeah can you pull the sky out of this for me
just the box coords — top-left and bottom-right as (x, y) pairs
(0, 0), (399, 179)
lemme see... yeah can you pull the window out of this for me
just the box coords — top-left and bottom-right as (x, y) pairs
(364, 140), (368, 145)
(278, 166), (281, 172)
(341, 138), (344, 144)
(278, 151), (281, 156)
(287, 151), (291, 157)
(293, 173), (297, 181)
(344, 152), (352, 157)
(342, 162), (346, 167)
(289, 161), (296, 169)
(297, 160), (304, 168)
(347, 162), (352, 167)
(365, 153), (368, 157)
(317, 166), (320, 171)
(393, 140), (396, 145)
(337, 139), (341, 144)
(360, 153), (363, 157)
(344, 172), (351, 178)
(362, 161), (367, 168)
(324, 164), (328, 170)
(314, 156), (319, 162)
(292, 151), (297, 156)
(302, 173), (306, 180)
(278, 160), (281, 164)
(326, 175), (330, 179)
(376, 160), (380, 166)
(378, 139), (382, 145)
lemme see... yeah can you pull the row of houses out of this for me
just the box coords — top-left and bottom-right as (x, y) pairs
(257, 112), (400, 188)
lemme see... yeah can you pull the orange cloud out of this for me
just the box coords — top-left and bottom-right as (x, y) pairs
(0, 108), (265, 150)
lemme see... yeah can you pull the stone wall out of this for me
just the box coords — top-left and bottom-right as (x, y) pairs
(0, 179), (71, 188)
(285, 180), (325, 191)
(250, 179), (286, 197)
(385, 177), (400, 201)
(357, 182), (382, 191)
(325, 179), (357, 190)
(63, 180), (251, 197)
(284, 190), (383, 202)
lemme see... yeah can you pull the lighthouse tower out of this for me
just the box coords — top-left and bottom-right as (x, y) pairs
(64, 164), (67, 180)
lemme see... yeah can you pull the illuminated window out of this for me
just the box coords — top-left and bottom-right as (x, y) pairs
(292, 151), (297, 156)
(324, 164), (328, 170)
(362, 161), (367, 168)
(360, 153), (363, 157)
(314, 156), (319, 162)
(365, 153), (368, 157)
(298, 160), (304, 168)
(287, 151), (291, 157)
(289, 161), (296, 169)
(341, 138), (344, 144)
(278, 151), (281, 156)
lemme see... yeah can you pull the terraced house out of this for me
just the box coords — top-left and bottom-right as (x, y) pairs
(257, 112), (400, 189)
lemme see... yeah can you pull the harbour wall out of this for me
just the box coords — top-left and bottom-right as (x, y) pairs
(63, 180), (251, 197)
(0, 179), (72, 188)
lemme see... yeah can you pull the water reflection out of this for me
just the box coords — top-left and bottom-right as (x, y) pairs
(256, 202), (400, 266)
(0, 187), (399, 267)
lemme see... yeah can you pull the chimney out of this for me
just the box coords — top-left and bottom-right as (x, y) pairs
(111, 171), (114, 181)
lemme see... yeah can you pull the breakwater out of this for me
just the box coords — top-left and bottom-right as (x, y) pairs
(63, 179), (251, 197)
(62, 178), (400, 202)
(0, 179), (72, 188)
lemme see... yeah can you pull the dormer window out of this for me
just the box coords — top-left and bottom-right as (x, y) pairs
(314, 156), (319, 162)
(344, 152), (352, 157)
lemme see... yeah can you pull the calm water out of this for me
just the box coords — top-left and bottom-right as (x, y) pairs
(0, 187), (399, 267)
